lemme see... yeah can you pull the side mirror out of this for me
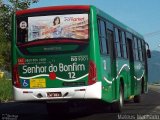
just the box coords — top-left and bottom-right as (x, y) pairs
(147, 49), (151, 58)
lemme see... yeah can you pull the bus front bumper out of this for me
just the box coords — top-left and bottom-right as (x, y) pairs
(13, 82), (102, 101)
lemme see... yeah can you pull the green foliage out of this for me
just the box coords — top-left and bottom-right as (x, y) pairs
(0, 79), (13, 102)
(0, 0), (39, 71)
(0, 0), (39, 41)
(0, 25), (7, 69)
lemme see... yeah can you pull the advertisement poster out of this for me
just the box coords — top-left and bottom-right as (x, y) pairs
(28, 14), (88, 41)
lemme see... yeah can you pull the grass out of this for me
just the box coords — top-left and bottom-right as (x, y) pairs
(0, 78), (13, 102)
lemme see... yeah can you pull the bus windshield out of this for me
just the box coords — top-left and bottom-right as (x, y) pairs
(17, 13), (89, 43)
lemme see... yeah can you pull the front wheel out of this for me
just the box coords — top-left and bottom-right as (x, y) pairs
(111, 85), (124, 113)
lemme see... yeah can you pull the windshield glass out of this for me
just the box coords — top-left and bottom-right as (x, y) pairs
(17, 13), (88, 43)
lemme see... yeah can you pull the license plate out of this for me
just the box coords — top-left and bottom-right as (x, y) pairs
(47, 92), (62, 97)
(30, 78), (46, 88)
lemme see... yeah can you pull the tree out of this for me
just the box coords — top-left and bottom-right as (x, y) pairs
(0, 0), (39, 41)
(0, 0), (39, 71)
(0, 27), (6, 69)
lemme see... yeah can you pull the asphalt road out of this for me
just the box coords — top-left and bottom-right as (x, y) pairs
(0, 85), (160, 120)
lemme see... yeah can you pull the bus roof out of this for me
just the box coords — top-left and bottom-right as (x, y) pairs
(92, 6), (144, 39)
(16, 5), (90, 15)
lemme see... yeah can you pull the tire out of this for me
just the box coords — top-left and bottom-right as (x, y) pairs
(133, 95), (141, 103)
(133, 80), (142, 103)
(141, 80), (144, 94)
(111, 85), (124, 113)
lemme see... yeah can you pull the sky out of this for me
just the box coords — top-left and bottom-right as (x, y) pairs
(30, 0), (160, 51)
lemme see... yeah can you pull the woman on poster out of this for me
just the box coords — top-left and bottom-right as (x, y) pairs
(52, 17), (63, 38)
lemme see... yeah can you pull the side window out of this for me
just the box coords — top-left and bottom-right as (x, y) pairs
(98, 18), (108, 54)
(141, 40), (145, 61)
(107, 30), (114, 52)
(106, 21), (114, 56)
(114, 28), (121, 57)
(133, 37), (139, 61)
(138, 39), (143, 61)
(121, 31), (128, 58)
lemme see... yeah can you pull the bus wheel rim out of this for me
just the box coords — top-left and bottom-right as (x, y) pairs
(120, 88), (123, 107)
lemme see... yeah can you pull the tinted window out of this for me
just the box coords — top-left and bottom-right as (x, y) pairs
(100, 20), (106, 38)
(98, 19), (108, 54)
(133, 37), (139, 60)
(121, 31), (127, 58)
(141, 40), (145, 61)
(114, 28), (121, 57)
(107, 29), (114, 53)
(101, 38), (107, 54)
(138, 39), (143, 61)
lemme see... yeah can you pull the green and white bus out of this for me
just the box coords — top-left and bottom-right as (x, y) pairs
(12, 5), (151, 112)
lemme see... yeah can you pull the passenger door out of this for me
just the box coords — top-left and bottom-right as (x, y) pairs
(106, 22), (117, 100)
(126, 32), (135, 95)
